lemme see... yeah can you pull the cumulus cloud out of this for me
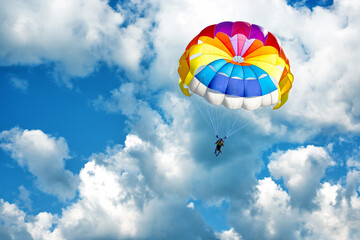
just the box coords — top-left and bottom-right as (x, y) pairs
(0, 199), (32, 240)
(0, 199), (58, 240)
(227, 142), (360, 240)
(268, 145), (334, 209)
(33, 91), (218, 239)
(1, 94), (360, 240)
(0, 88), (270, 239)
(229, 178), (299, 240)
(216, 228), (242, 240)
(0, 127), (77, 201)
(230, 177), (360, 240)
(282, 0), (360, 131)
(42, 134), (216, 240)
(0, 0), (155, 87)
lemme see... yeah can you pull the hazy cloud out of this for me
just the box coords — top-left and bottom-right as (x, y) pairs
(9, 77), (29, 93)
(17, 185), (32, 211)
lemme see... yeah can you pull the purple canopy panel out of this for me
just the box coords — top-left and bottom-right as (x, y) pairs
(249, 24), (268, 44)
(214, 21), (234, 37)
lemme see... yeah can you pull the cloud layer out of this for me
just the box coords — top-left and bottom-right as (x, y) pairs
(1, 0), (360, 239)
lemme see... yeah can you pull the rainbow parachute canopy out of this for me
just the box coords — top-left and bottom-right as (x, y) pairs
(178, 21), (294, 110)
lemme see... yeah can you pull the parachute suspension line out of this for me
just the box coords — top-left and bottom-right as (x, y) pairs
(226, 110), (266, 138)
(194, 100), (217, 135)
(193, 95), (269, 139)
(194, 97), (218, 136)
(225, 111), (238, 138)
(203, 99), (218, 135)
(226, 119), (248, 138)
(214, 104), (223, 136)
(224, 109), (245, 138)
(206, 101), (219, 136)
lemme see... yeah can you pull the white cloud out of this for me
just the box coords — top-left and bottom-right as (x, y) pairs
(304, 182), (360, 240)
(9, 77), (29, 93)
(91, 82), (139, 115)
(216, 228), (242, 240)
(347, 146), (360, 170)
(268, 145), (334, 209)
(46, 133), (217, 240)
(0, 199), (59, 240)
(0, 89), (271, 239)
(230, 177), (360, 240)
(54, 84), (276, 239)
(0, 127), (78, 201)
(0, 0), (154, 87)
(25, 212), (58, 240)
(90, 83), (265, 198)
(187, 201), (195, 209)
(340, 169), (360, 204)
(1, 91), (360, 240)
(0, 199), (32, 240)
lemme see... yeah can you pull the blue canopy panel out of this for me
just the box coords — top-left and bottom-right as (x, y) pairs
(208, 73), (230, 94)
(244, 80), (262, 97)
(218, 62), (234, 77)
(249, 65), (277, 95)
(209, 59), (228, 72)
(230, 65), (244, 79)
(195, 65), (217, 87)
(225, 78), (244, 96)
(195, 59), (228, 87)
(258, 75), (277, 95)
(195, 61), (278, 98)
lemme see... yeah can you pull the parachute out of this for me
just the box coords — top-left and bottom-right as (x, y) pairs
(178, 21), (293, 110)
(177, 21), (294, 137)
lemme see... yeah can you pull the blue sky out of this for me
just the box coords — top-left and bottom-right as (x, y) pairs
(1, 0), (360, 239)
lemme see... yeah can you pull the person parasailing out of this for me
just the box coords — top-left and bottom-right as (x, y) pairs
(214, 135), (226, 156)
